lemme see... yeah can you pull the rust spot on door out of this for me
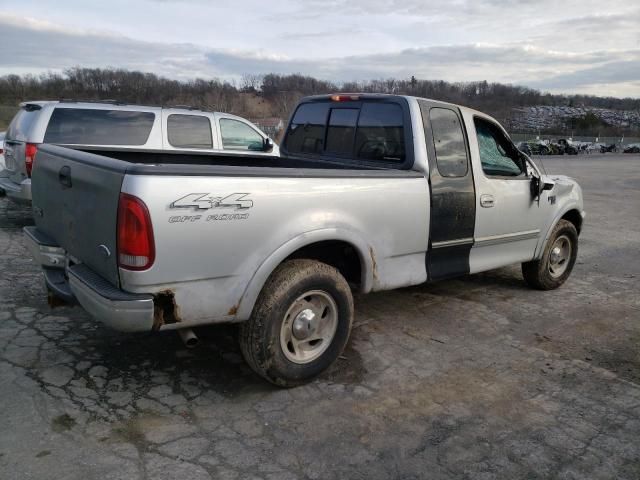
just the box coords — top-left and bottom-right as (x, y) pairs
(228, 304), (239, 316)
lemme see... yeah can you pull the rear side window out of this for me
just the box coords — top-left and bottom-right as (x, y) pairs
(355, 103), (405, 162)
(167, 114), (212, 149)
(326, 108), (358, 156)
(7, 108), (40, 141)
(429, 108), (468, 177)
(220, 119), (264, 150)
(286, 103), (328, 154)
(44, 108), (154, 145)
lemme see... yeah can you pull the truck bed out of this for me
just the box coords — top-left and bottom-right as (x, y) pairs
(31, 143), (424, 290)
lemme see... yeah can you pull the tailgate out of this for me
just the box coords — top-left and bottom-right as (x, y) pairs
(32, 144), (126, 286)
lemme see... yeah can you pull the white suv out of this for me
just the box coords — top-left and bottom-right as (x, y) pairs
(0, 101), (279, 203)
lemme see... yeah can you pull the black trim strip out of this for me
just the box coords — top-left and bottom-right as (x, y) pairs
(68, 264), (151, 302)
(431, 237), (474, 249)
(125, 165), (425, 178)
(23, 226), (59, 247)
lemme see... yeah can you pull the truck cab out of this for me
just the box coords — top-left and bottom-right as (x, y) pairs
(282, 94), (583, 283)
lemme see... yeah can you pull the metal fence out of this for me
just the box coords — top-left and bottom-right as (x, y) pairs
(510, 133), (640, 146)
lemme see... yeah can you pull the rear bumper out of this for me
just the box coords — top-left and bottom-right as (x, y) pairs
(24, 226), (155, 332)
(68, 264), (155, 332)
(0, 177), (31, 203)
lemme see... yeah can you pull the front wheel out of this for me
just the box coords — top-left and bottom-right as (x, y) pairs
(239, 259), (354, 387)
(522, 219), (578, 290)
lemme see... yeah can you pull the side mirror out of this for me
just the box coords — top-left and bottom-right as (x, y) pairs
(531, 176), (555, 198)
(542, 181), (555, 191)
(263, 137), (274, 152)
(530, 176), (541, 197)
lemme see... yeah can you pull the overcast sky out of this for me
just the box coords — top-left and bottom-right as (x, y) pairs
(1, 0), (639, 97)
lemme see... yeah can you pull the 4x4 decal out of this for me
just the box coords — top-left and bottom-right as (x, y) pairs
(168, 193), (253, 223)
(170, 193), (253, 210)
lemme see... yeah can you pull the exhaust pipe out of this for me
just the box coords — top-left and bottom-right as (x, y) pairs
(178, 328), (199, 348)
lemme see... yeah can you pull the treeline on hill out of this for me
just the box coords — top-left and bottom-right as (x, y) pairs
(1, 67), (639, 133)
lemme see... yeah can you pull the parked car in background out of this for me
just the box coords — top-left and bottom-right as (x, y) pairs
(571, 141), (590, 154)
(0, 131), (5, 194)
(623, 144), (640, 153)
(517, 141), (532, 156)
(600, 144), (618, 153)
(527, 141), (551, 155)
(0, 131), (5, 171)
(25, 93), (584, 386)
(0, 101), (279, 203)
(585, 143), (604, 154)
(557, 139), (578, 155)
(547, 143), (561, 155)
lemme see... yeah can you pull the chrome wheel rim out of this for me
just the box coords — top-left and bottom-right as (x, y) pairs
(548, 235), (571, 278)
(280, 290), (338, 364)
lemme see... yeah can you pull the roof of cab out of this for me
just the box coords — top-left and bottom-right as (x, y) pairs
(298, 92), (501, 130)
(301, 93), (463, 110)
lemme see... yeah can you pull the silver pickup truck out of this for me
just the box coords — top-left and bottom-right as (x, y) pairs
(25, 94), (584, 386)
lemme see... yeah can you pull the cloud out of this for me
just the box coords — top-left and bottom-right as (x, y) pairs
(0, 12), (638, 97)
(529, 59), (640, 90)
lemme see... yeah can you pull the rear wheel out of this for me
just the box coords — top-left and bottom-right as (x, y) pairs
(522, 219), (578, 290)
(239, 259), (354, 387)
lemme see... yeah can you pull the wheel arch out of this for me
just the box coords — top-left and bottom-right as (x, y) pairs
(561, 208), (583, 235)
(535, 206), (584, 259)
(234, 229), (373, 321)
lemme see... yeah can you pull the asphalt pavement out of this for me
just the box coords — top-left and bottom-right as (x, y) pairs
(0, 154), (639, 479)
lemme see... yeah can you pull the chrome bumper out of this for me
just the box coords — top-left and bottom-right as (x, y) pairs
(0, 177), (31, 203)
(24, 226), (155, 332)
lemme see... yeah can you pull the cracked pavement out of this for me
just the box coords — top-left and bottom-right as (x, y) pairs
(1, 154), (639, 479)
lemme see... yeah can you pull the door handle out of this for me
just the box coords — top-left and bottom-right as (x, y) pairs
(480, 194), (495, 208)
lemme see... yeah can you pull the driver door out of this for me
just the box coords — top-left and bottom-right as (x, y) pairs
(466, 115), (548, 273)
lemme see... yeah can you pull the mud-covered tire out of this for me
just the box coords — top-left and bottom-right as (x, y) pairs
(239, 259), (354, 387)
(522, 219), (578, 290)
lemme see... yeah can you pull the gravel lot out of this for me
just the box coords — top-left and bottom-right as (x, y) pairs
(1, 154), (639, 480)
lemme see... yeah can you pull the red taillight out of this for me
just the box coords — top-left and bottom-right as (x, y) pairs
(117, 193), (155, 271)
(25, 143), (38, 177)
(330, 94), (360, 102)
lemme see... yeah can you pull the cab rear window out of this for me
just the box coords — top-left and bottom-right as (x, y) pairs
(355, 103), (404, 162)
(44, 108), (155, 145)
(285, 101), (406, 163)
(326, 108), (358, 156)
(285, 103), (328, 154)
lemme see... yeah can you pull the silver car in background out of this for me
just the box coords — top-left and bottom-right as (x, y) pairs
(0, 101), (279, 203)
(0, 131), (6, 193)
(0, 131), (5, 170)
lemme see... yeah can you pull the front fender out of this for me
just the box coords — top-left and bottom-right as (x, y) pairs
(535, 205), (585, 259)
(533, 175), (584, 259)
(234, 228), (374, 321)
